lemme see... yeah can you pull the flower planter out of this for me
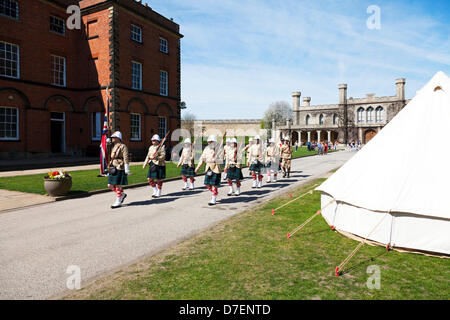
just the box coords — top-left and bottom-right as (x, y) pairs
(44, 177), (72, 197)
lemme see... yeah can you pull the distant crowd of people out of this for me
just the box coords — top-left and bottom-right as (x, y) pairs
(304, 141), (338, 155)
(348, 140), (361, 151)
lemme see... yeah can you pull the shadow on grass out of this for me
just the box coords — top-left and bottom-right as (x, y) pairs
(340, 249), (389, 276)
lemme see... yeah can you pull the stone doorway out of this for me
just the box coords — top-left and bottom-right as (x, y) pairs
(364, 129), (377, 144)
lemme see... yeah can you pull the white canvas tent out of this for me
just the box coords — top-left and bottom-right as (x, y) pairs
(316, 71), (450, 256)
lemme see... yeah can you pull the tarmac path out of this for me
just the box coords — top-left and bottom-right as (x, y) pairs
(0, 150), (354, 299)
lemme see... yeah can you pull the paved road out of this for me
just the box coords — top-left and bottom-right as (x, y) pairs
(0, 151), (354, 299)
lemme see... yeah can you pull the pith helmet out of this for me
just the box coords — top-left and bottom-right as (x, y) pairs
(254, 135), (261, 140)
(151, 134), (161, 142)
(207, 135), (217, 142)
(184, 138), (191, 144)
(111, 131), (122, 140)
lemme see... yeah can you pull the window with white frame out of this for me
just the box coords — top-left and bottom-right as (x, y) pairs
(131, 61), (142, 90)
(92, 112), (101, 141)
(160, 70), (168, 96)
(158, 116), (167, 138)
(0, 0), (18, 19)
(159, 37), (168, 53)
(50, 16), (65, 35)
(375, 107), (383, 123)
(130, 113), (141, 141)
(51, 55), (66, 86)
(0, 41), (19, 78)
(0, 106), (18, 140)
(357, 107), (364, 123)
(366, 107), (374, 123)
(131, 24), (142, 43)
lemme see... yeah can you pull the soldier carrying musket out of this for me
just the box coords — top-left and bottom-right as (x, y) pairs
(107, 131), (130, 209)
(225, 138), (244, 196)
(177, 138), (196, 190)
(143, 134), (167, 198)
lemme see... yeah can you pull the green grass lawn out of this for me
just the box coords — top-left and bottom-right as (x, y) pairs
(66, 178), (449, 300)
(0, 147), (327, 195)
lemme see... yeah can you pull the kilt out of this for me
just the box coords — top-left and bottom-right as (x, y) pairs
(249, 160), (263, 172)
(108, 169), (128, 185)
(266, 161), (280, 171)
(180, 165), (195, 177)
(204, 171), (221, 186)
(147, 164), (166, 180)
(226, 166), (243, 181)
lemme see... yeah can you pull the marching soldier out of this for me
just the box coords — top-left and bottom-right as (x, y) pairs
(225, 138), (244, 196)
(107, 131), (130, 209)
(280, 137), (292, 178)
(223, 137), (231, 180)
(177, 138), (195, 190)
(265, 138), (279, 183)
(143, 134), (166, 198)
(248, 135), (264, 188)
(195, 135), (222, 205)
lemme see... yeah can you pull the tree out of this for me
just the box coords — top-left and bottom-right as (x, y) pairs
(262, 101), (293, 137)
(181, 111), (197, 138)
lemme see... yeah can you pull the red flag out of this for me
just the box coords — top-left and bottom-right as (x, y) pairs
(100, 89), (109, 175)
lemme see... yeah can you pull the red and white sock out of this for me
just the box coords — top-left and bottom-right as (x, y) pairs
(157, 181), (163, 190)
(115, 186), (123, 198)
(211, 186), (218, 196)
(148, 180), (156, 188)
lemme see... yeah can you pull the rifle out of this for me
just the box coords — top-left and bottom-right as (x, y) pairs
(213, 132), (227, 163)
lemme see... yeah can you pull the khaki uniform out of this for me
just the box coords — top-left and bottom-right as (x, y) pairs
(248, 143), (263, 164)
(196, 145), (222, 174)
(110, 143), (129, 170)
(266, 145), (278, 163)
(225, 145), (243, 169)
(144, 145), (166, 167)
(280, 144), (292, 170)
(178, 147), (194, 167)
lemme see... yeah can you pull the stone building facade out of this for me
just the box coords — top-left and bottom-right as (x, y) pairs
(276, 78), (410, 145)
(182, 119), (263, 138)
(0, 0), (182, 160)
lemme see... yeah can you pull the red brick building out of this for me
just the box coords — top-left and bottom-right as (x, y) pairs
(0, 0), (182, 160)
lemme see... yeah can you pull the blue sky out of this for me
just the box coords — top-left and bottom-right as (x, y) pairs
(146, 0), (450, 119)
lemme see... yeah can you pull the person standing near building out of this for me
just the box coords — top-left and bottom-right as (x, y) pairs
(248, 135), (264, 188)
(107, 131), (130, 209)
(294, 141), (298, 152)
(280, 137), (292, 178)
(143, 134), (166, 198)
(225, 138), (244, 196)
(307, 140), (311, 152)
(265, 138), (279, 183)
(177, 138), (195, 190)
(195, 135), (222, 205)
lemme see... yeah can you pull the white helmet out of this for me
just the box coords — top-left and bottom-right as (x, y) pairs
(269, 138), (275, 143)
(207, 135), (217, 142)
(231, 138), (237, 144)
(151, 134), (161, 142)
(249, 138), (253, 142)
(284, 137), (290, 141)
(225, 137), (231, 143)
(111, 131), (122, 140)
(184, 138), (191, 144)
(254, 135), (261, 140)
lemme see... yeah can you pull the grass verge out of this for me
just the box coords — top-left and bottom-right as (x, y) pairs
(64, 177), (449, 300)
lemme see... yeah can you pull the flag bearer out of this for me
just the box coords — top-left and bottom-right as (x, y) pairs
(108, 131), (130, 209)
(266, 138), (279, 183)
(225, 138), (244, 196)
(177, 138), (195, 190)
(248, 135), (264, 188)
(143, 134), (166, 198)
(280, 137), (292, 178)
(195, 135), (222, 205)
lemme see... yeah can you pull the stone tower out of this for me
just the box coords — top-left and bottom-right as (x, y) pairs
(292, 91), (301, 125)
